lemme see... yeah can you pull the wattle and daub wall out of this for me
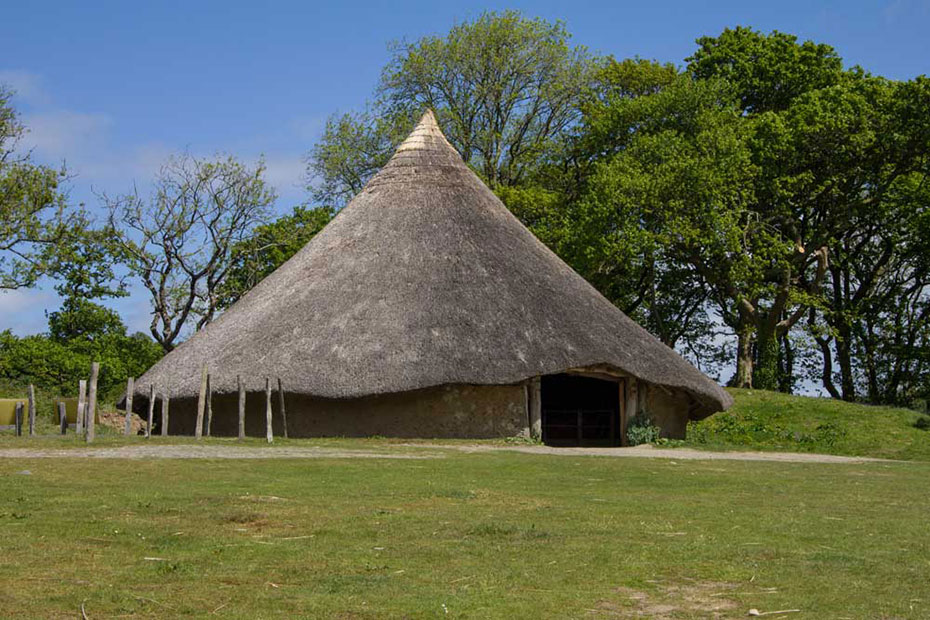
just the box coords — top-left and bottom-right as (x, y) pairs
(154, 382), (693, 440)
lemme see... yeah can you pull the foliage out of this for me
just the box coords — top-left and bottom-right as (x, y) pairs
(307, 10), (596, 204)
(0, 301), (162, 403)
(107, 154), (276, 351)
(625, 411), (661, 446)
(0, 86), (82, 290)
(687, 26), (843, 113)
(217, 205), (333, 309)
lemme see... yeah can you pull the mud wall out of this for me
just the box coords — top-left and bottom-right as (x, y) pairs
(641, 384), (693, 439)
(152, 383), (528, 439)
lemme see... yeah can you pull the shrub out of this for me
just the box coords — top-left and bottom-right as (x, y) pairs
(626, 412), (661, 446)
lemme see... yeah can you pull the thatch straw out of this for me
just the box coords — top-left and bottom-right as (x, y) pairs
(122, 111), (731, 416)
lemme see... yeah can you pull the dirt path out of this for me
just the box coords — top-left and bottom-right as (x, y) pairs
(0, 445), (441, 460)
(430, 443), (896, 463)
(0, 442), (897, 463)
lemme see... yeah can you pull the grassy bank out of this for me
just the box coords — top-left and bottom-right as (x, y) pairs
(1, 452), (928, 618)
(685, 389), (930, 461)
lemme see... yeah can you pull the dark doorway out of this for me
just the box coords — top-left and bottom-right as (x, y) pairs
(541, 374), (621, 447)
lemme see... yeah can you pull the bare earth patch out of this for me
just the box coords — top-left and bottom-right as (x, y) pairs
(591, 579), (740, 618)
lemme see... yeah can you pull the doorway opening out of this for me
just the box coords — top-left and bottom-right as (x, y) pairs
(540, 373), (622, 447)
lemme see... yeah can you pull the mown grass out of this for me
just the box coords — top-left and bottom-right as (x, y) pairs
(1, 452), (928, 618)
(684, 389), (930, 461)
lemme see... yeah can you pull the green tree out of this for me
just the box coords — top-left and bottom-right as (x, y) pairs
(518, 60), (727, 367)
(307, 10), (596, 205)
(0, 303), (162, 401)
(573, 75), (757, 372)
(682, 28), (852, 390)
(0, 86), (80, 290)
(217, 205), (333, 309)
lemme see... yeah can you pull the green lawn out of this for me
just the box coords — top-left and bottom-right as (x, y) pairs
(1, 450), (928, 618)
(684, 389), (930, 461)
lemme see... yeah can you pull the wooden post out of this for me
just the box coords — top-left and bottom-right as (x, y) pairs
(619, 380), (627, 447)
(264, 378), (273, 443)
(14, 402), (23, 436)
(195, 364), (208, 439)
(123, 377), (135, 436)
(625, 378), (639, 446)
(205, 373), (213, 437)
(237, 375), (245, 441)
(277, 378), (287, 439)
(528, 376), (542, 441)
(76, 380), (86, 435)
(59, 402), (67, 435)
(86, 362), (99, 443)
(146, 384), (155, 438)
(27, 384), (36, 436)
(161, 394), (169, 436)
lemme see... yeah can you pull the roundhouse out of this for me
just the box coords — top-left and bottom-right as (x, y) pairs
(121, 111), (731, 445)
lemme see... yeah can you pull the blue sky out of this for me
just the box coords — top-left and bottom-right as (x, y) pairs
(2, 0), (929, 337)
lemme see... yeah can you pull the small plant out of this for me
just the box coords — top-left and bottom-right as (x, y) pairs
(914, 416), (930, 431)
(626, 412), (661, 446)
(504, 434), (541, 445)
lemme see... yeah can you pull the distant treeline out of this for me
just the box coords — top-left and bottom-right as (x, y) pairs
(1, 11), (928, 408)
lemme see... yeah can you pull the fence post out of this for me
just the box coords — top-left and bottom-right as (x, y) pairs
(264, 378), (273, 443)
(76, 380), (86, 435)
(277, 378), (288, 439)
(14, 402), (23, 437)
(237, 375), (245, 441)
(86, 362), (99, 443)
(146, 385), (155, 438)
(161, 394), (169, 436)
(123, 377), (135, 436)
(28, 384), (36, 436)
(195, 365), (207, 439)
(59, 402), (67, 435)
(205, 373), (213, 437)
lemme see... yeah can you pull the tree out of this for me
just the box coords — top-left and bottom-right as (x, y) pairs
(680, 28), (852, 390)
(688, 26), (842, 114)
(573, 75), (758, 375)
(0, 316), (163, 401)
(217, 205), (333, 309)
(796, 75), (930, 402)
(307, 10), (596, 205)
(0, 86), (79, 290)
(107, 154), (275, 351)
(517, 60), (723, 366)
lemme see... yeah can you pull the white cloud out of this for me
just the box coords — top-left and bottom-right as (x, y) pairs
(288, 115), (327, 141)
(20, 110), (112, 161)
(262, 155), (307, 201)
(0, 288), (56, 336)
(0, 69), (49, 105)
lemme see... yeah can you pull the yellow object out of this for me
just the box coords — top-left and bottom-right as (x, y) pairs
(54, 398), (83, 423)
(0, 398), (27, 425)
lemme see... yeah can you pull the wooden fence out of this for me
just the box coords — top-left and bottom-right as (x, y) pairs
(2, 362), (289, 443)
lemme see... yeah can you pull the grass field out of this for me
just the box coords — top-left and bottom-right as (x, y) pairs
(684, 389), (930, 461)
(1, 447), (928, 618)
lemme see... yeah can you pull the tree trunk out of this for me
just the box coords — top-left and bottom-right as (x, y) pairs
(778, 327), (795, 394)
(732, 323), (754, 388)
(835, 322), (856, 401)
(753, 312), (780, 391)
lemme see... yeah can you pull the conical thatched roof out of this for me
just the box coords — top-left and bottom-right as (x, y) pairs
(126, 111), (731, 414)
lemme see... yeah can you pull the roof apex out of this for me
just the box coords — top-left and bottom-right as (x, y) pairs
(395, 109), (456, 156)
